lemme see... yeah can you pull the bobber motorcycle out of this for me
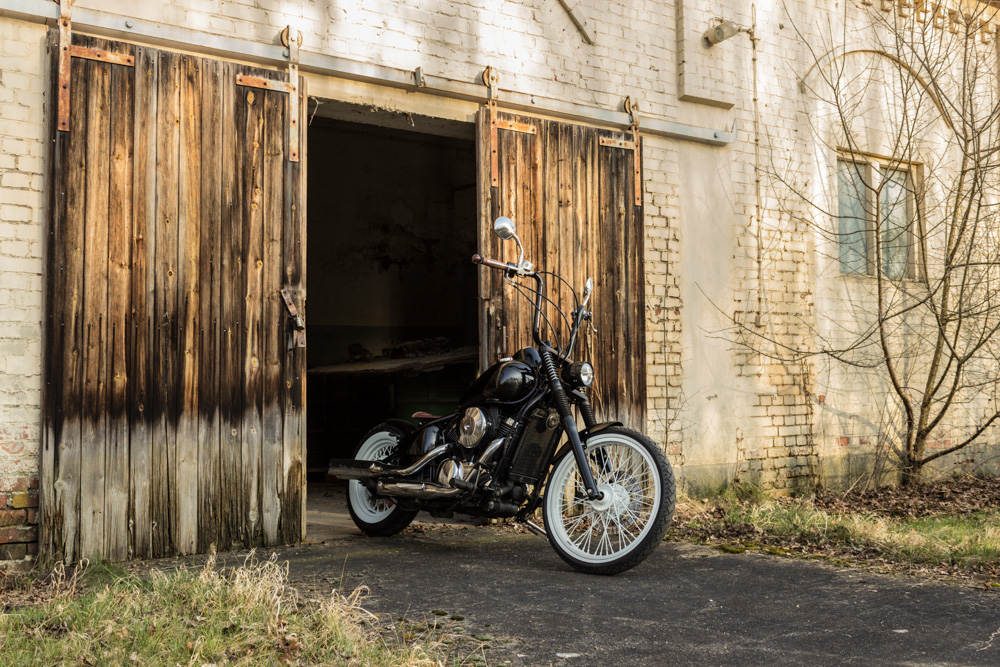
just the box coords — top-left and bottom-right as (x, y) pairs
(328, 217), (675, 574)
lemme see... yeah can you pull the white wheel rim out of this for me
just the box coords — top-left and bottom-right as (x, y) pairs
(546, 433), (661, 564)
(348, 432), (400, 524)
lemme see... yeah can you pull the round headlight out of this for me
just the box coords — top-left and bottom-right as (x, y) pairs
(563, 361), (595, 388)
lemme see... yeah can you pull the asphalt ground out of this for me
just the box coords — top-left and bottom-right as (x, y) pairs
(285, 485), (1000, 667)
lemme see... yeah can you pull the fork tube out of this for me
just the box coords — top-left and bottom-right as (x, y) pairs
(541, 351), (602, 500)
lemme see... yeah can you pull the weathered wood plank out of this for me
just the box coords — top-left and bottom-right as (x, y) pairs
(152, 49), (180, 557)
(218, 60), (244, 550)
(281, 76), (307, 543)
(175, 54), (202, 555)
(129, 44), (157, 560)
(79, 47), (111, 561)
(41, 29), (62, 564)
(197, 57), (223, 555)
(475, 109), (493, 373)
(628, 138), (646, 429)
(50, 31), (89, 562)
(296, 76), (308, 542)
(582, 127), (599, 406)
(241, 71), (265, 547)
(261, 87), (284, 546)
(105, 47), (136, 561)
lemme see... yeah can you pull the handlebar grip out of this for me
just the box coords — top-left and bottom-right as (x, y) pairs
(471, 254), (510, 270)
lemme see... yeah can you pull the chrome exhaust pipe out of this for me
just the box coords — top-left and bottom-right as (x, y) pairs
(377, 481), (464, 499)
(328, 443), (452, 480)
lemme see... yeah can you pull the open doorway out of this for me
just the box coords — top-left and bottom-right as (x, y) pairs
(305, 102), (478, 535)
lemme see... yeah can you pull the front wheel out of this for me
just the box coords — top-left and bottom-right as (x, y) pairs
(347, 422), (419, 537)
(543, 427), (675, 575)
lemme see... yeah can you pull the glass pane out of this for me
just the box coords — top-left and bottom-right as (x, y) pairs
(880, 169), (910, 280)
(838, 161), (869, 274)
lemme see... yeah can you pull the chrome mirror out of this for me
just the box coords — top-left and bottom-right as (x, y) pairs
(493, 216), (528, 271)
(582, 278), (594, 307)
(493, 216), (516, 240)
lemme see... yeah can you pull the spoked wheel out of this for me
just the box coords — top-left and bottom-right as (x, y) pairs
(347, 421), (419, 536)
(543, 426), (675, 575)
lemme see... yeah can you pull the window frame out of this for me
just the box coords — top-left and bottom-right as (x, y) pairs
(836, 152), (922, 281)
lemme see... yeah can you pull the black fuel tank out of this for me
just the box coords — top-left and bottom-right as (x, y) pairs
(459, 360), (537, 408)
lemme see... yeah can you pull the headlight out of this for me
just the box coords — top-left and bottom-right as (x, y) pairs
(562, 361), (595, 388)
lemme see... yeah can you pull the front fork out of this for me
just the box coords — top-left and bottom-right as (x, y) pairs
(541, 351), (604, 501)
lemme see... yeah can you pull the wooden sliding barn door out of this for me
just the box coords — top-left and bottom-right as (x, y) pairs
(42, 32), (307, 563)
(477, 110), (646, 429)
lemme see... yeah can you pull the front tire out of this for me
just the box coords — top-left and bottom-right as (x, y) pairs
(543, 427), (675, 575)
(347, 422), (419, 537)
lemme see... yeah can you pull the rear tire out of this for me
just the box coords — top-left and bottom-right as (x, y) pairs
(542, 427), (675, 575)
(347, 422), (419, 537)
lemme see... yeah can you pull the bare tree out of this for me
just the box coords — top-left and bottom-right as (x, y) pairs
(750, 3), (1000, 484)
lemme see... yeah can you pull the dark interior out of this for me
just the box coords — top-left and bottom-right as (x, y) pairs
(305, 112), (478, 477)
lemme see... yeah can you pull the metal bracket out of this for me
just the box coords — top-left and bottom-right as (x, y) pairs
(484, 66), (537, 187)
(235, 25), (300, 161)
(56, 0), (72, 132)
(280, 289), (306, 349)
(597, 96), (642, 206)
(280, 25), (301, 162)
(55, 0), (135, 133)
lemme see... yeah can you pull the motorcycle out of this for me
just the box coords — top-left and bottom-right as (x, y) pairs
(328, 216), (675, 574)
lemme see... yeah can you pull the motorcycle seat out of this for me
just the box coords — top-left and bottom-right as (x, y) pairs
(412, 411), (441, 421)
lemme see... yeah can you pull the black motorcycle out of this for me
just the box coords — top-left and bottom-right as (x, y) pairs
(328, 216), (675, 574)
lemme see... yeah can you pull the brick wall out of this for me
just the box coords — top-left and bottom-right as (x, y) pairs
(0, 15), (47, 568)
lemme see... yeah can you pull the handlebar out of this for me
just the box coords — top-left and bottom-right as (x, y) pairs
(470, 254), (510, 271)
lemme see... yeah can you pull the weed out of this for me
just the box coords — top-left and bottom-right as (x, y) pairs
(0, 552), (443, 666)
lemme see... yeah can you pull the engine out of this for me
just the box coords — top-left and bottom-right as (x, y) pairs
(455, 406), (498, 449)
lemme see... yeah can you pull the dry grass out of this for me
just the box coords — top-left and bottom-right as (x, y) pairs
(0, 552), (445, 666)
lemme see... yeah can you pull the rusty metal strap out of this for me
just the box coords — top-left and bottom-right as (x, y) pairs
(280, 289), (306, 349)
(599, 136), (633, 150)
(69, 45), (134, 66)
(496, 119), (536, 134)
(235, 74), (295, 95)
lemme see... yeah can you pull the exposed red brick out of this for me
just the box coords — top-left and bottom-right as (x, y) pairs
(0, 510), (27, 527)
(28, 477), (39, 490)
(0, 495), (6, 509)
(0, 526), (36, 543)
(26, 508), (37, 524)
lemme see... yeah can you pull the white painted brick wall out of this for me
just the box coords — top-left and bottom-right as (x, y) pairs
(0, 17), (46, 482)
(2, 0), (987, 499)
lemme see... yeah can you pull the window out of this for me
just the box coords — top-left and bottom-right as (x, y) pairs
(837, 158), (918, 279)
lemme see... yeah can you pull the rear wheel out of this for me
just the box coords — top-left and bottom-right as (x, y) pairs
(543, 427), (675, 575)
(347, 422), (419, 536)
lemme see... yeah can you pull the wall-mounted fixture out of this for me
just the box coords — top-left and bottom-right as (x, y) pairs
(704, 20), (741, 46)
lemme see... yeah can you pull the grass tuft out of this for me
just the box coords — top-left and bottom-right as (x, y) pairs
(0, 552), (443, 666)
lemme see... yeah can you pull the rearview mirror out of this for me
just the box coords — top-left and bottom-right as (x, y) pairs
(493, 217), (516, 240)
